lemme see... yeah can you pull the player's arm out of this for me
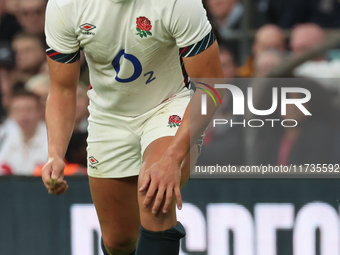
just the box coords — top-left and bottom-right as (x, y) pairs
(156, 39), (224, 173)
(166, 40), (224, 160)
(139, 0), (224, 213)
(41, 56), (80, 195)
(140, 40), (224, 212)
(42, 0), (81, 195)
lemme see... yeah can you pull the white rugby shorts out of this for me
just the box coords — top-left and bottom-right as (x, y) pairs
(87, 87), (201, 178)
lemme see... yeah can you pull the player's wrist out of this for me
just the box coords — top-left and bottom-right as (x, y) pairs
(162, 148), (186, 165)
(48, 148), (65, 160)
(163, 135), (190, 164)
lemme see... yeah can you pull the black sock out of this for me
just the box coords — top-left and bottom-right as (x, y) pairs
(135, 222), (186, 255)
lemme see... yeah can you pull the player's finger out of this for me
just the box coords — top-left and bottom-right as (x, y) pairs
(139, 171), (151, 192)
(48, 179), (67, 194)
(174, 186), (182, 210)
(162, 187), (173, 214)
(51, 169), (63, 182)
(43, 179), (51, 190)
(42, 168), (53, 190)
(48, 181), (68, 195)
(55, 183), (68, 195)
(143, 181), (157, 208)
(152, 186), (166, 214)
(54, 181), (67, 194)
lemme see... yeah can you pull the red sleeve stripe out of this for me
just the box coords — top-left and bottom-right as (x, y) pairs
(179, 30), (216, 58)
(46, 45), (80, 64)
(180, 46), (188, 55)
(48, 52), (60, 57)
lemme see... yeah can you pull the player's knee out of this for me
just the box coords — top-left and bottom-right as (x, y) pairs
(102, 235), (138, 255)
(140, 207), (177, 232)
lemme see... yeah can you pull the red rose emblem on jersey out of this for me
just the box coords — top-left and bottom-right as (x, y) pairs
(136, 16), (153, 38)
(137, 17), (152, 31)
(168, 115), (182, 128)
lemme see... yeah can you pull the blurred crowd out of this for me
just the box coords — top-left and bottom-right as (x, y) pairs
(197, 0), (340, 166)
(1, 0), (340, 175)
(0, 0), (89, 175)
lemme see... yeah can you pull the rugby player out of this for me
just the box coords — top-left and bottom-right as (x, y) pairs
(41, 0), (224, 254)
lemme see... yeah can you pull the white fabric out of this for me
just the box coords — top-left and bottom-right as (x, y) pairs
(0, 119), (20, 151)
(294, 60), (340, 79)
(294, 60), (340, 92)
(45, 0), (211, 117)
(87, 88), (190, 178)
(0, 122), (48, 175)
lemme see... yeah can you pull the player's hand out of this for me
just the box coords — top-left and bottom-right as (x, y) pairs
(139, 157), (182, 214)
(41, 157), (68, 195)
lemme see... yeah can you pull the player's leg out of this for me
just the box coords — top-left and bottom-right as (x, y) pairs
(136, 136), (199, 254)
(89, 176), (140, 255)
(86, 106), (144, 255)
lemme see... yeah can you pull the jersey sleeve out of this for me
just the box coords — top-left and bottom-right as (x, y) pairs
(179, 29), (215, 58)
(45, 0), (80, 55)
(169, 0), (212, 48)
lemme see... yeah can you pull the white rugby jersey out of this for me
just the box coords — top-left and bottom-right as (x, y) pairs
(45, 0), (212, 117)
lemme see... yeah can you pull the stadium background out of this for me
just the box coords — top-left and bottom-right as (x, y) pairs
(1, 0), (340, 254)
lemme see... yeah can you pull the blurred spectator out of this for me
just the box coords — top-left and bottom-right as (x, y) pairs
(206, 0), (243, 37)
(33, 131), (87, 176)
(3, 0), (21, 15)
(12, 33), (45, 84)
(205, 0), (243, 62)
(75, 84), (89, 132)
(0, 91), (48, 175)
(39, 61), (49, 75)
(25, 74), (50, 121)
(0, 0), (4, 16)
(219, 45), (237, 78)
(238, 24), (285, 77)
(251, 78), (339, 165)
(0, 42), (22, 146)
(0, 42), (16, 118)
(258, 0), (340, 28)
(291, 23), (340, 81)
(0, 42), (15, 71)
(0, 0), (22, 42)
(0, 118), (20, 151)
(16, 0), (46, 38)
(254, 49), (284, 77)
(290, 23), (326, 58)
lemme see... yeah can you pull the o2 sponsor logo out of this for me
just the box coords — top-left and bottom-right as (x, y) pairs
(111, 49), (156, 84)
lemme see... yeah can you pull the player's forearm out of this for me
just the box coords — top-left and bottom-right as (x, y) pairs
(163, 88), (223, 163)
(46, 86), (77, 159)
(164, 42), (225, 163)
(45, 58), (80, 159)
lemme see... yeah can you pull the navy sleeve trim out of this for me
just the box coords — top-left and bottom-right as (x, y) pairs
(46, 45), (80, 64)
(179, 30), (216, 58)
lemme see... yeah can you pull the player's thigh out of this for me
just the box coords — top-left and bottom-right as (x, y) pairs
(89, 176), (140, 246)
(87, 108), (142, 178)
(139, 137), (199, 188)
